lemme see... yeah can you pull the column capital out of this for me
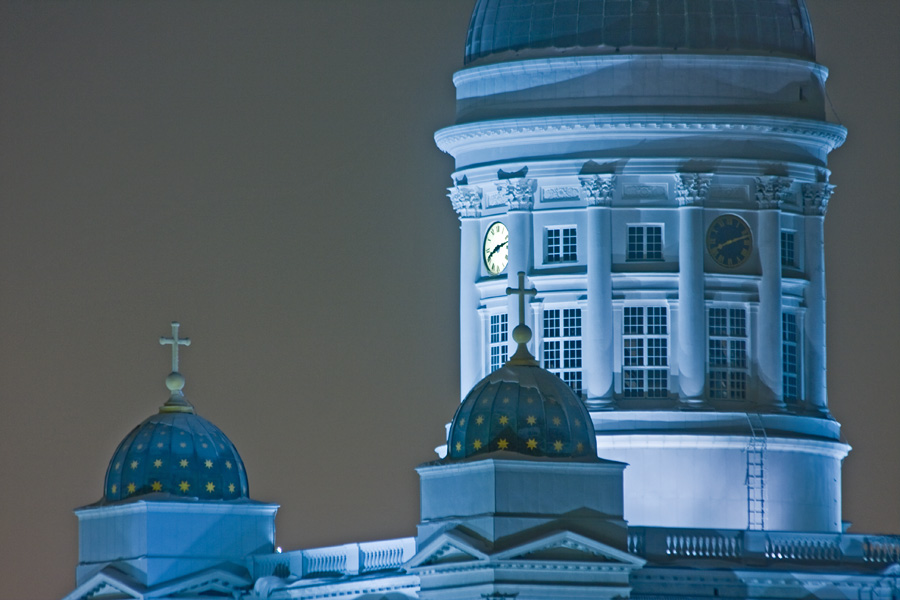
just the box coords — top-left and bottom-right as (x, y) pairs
(802, 182), (835, 216)
(755, 176), (793, 209)
(675, 173), (712, 207)
(449, 185), (483, 218)
(579, 174), (616, 207)
(496, 177), (536, 211)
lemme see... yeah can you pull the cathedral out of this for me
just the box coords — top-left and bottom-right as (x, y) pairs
(63, 1), (900, 599)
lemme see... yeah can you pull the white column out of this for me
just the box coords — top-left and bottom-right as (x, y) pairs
(498, 178), (535, 355)
(676, 174), (711, 404)
(802, 183), (834, 414)
(451, 185), (484, 400)
(755, 177), (790, 410)
(580, 175), (616, 407)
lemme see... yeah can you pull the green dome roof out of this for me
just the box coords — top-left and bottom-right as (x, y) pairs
(447, 363), (597, 460)
(465, 0), (816, 65)
(104, 408), (249, 502)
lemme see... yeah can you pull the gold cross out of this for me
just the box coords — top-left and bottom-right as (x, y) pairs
(506, 271), (536, 329)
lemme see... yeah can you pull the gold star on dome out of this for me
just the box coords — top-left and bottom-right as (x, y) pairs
(526, 415), (537, 425)
(180, 431), (185, 436)
(111, 484), (117, 494)
(475, 415), (484, 425)
(136, 444), (143, 450)
(574, 418), (581, 426)
(499, 415), (509, 425)
(179, 442), (187, 448)
(179, 459), (188, 468)
(204, 459), (213, 469)
(576, 442), (584, 452)
(497, 439), (509, 450)
(459, 418), (465, 426)
(126, 483), (136, 494)
(179, 481), (190, 493)
(130, 460), (138, 470)
(228, 483), (235, 493)
(455, 441), (462, 452)
(552, 416), (561, 426)
(219, 443), (225, 450)
(206, 482), (215, 493)
(225, 460), (232, 469)
(481, 397), (489, 405)
(160, 431), (166, 436)
(157, 442), (164, 448)
(553, 440), (563, 452)
(502, 397), (509, 404)
(201, 443), (208, 448)
(473, 439), (482, 450)
(153, 459), (162, 468)
(151, 481), (163, 492)
(526, 397), (534, 404)
(114, 462), (120, 470)
(526, 438), (538, 450)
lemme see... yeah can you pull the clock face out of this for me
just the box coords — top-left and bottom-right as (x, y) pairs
(483, 221), (509, 275)
(706, 214), (752, 268)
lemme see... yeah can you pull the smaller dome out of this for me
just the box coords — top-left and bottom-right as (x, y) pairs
(104, 409), (249, 502)
(447, 363), (597, 460)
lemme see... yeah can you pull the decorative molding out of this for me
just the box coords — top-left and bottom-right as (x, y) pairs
(755, 176), (793, 209)
(802, 182), (835, 216)
(675, 173), (712, 206)
(496, 177), (536, 211)
(449, 185), (483, 218)
(541, 185), (581, 202)
(623, 183), (667, 201)
(709, 185), (749, 202)
(579, 174), (616, 207)
(435, 115), (847, 156)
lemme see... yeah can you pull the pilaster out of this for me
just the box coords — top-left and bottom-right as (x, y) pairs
(676, 174), (711, 404)
(581, 175), (616, 408)
(755, 176), (792, 410)
(451, 184), (484, 399)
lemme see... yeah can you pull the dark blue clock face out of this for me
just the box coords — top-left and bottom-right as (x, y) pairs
(706, 214), (752, 268)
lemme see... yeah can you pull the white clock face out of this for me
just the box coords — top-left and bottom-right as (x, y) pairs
(483, 221), (509, 275)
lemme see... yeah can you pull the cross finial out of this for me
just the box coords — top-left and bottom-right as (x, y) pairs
(159, 322), (194, 413)
(160, 321), (191, 373)
(505, 272), (538, 366)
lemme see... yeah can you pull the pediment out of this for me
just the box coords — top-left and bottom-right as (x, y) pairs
(63, 569), (143, 600)
(407, 530), (489, 568)
(493, 531), (645, 567)
(157, 566), (251, 598)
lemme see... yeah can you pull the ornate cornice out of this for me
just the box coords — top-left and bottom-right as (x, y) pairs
(676, 173), (712, 206)
(579, 174), (616, 207)
(801, 182), (835, 216)
(435, 115), (847, 158)
(496, 177), (536, 211)
(449, 185), (483, 218)
(755, 176), (793, 209)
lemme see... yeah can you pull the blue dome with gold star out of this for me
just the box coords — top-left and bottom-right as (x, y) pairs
(447, 362), (597, 460)
(104, 408), (249, 502)
(103, 322), (249, 503)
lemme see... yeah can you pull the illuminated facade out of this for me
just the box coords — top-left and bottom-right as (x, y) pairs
(64, 2), (900, 600)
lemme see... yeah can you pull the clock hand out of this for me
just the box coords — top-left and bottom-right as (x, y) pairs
(716, 234), (750, 251)
(488, 240), (508, 259)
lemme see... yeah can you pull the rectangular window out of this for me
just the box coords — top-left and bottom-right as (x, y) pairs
(622, 306), (668, 398)
(542, 308), (582, 394)
(489, 313), (508, 372)
(708, 307), (748, 399)
(547, 227), (577, 263)
(783, 312), (799, 402)
(781, 230), (796, 267)
(627, 225), (663, 261)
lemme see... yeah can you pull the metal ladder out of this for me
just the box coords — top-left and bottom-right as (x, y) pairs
(746, 413), (767, 530)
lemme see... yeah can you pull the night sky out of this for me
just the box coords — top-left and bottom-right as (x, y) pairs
(1, 2), (898, 598)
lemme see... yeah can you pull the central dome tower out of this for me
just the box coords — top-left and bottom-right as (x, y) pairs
(437, 0), (848, 532)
